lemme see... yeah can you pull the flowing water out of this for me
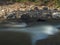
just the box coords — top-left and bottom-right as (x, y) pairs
(0, 22), (60, 45)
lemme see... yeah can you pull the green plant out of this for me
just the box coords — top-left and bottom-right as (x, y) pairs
(28, 0), (36, 2)
(55, 0), (60, 8)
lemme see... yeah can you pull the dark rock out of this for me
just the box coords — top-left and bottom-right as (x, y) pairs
(21, 14), (32, 23)
(37, 19), (46, 22)
(7, 12), (16, 19)
(43, 7), (48, 10)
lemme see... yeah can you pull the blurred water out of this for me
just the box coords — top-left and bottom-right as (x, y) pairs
(0, 22), (60, 45)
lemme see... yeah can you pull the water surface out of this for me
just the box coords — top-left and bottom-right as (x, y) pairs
(0, 22), (60, 45)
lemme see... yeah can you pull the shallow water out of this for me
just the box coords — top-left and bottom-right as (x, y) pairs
(0, 22), (60, 45)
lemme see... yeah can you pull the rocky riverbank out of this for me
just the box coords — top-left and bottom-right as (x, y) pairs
(0, 3), (41, 15)
(0, 3), (41, 21)
(0, 2), (60, 23)
(0, 2), (55, 17)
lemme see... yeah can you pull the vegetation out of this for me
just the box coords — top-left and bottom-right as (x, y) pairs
(55, 0), (60, 8)
(0, 0), (60, 8)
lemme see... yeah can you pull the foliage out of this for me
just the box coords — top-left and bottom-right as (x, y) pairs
(15, 0), (21, 2)
(41, 0), (49, 4)
(28, 0), (36, 2)
(1, 0), (60, 8)
(55, 0), (60, 8)
(9, 0), (36, 2)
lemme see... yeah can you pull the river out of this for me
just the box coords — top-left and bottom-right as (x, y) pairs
(0, 22), (60, 45)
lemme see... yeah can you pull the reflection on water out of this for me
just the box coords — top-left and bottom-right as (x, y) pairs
(0, 22), (60, 45)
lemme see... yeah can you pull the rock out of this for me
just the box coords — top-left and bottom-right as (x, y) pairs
(21, 14), (32, 23)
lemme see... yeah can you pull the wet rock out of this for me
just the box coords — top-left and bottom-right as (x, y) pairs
(7, 12), (16, 19)
(43, 6), (48, 10)
(21, 14), (32, 23)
